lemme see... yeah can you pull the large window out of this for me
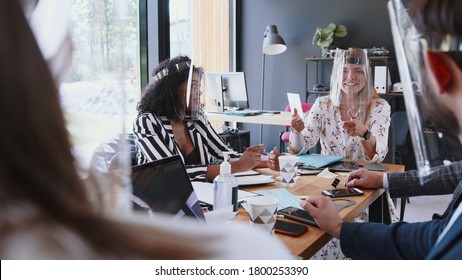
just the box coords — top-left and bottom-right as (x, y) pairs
(62, 0), (140, 168)
(61, 0), (235, 168)
(169, 0), (232, 72)
(168, 0), (235, 126)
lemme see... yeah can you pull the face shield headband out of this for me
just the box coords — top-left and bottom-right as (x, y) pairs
(388, 0), (462, 184)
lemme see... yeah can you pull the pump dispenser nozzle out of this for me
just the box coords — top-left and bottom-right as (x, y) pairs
(220, 152), (233, 174)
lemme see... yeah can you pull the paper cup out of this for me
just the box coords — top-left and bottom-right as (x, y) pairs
(279, 155), (299, 188)
(247, 196), (279, 234)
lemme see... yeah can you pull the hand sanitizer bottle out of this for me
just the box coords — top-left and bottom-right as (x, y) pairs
(213, 152), (238, 211)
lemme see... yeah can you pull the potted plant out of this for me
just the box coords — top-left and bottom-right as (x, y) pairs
(312, 23), (348, 57)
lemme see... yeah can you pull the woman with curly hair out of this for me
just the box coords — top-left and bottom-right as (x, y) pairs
(134, 55), (271, 181)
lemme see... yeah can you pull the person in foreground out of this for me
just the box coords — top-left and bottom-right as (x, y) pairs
(0, 0), (292, 259)
(302, 0), (462, 259)
(134, 55), (270, 181)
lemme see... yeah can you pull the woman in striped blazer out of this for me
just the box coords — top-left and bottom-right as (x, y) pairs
(133, 56), (268, 181)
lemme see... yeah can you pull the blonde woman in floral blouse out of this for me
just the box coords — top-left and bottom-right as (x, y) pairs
(289, 48), (389, 162)
(287, 48), (398, 259)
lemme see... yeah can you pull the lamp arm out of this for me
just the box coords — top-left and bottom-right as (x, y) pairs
(259, 53), (266, 144)
(261, 53), (266, 111)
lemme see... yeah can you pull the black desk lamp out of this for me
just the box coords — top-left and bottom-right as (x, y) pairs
(261, 25), (287, 143)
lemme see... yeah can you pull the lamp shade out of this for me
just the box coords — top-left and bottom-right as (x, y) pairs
(262, 25), (287, 55)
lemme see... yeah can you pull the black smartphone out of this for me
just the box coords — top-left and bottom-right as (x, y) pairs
(275, 220), (308, 237)
(277, 206), (318, 226)
(322, 188), (364, 198)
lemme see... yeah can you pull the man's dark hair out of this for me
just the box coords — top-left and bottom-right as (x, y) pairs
(411, 0), (462, 145)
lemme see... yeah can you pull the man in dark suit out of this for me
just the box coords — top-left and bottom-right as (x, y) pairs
(302, 0), (462, 259)
(345, 161), (462, 220)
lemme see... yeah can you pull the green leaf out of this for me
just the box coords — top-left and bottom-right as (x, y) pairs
(334, 25), (348, 37)
(317, 36), (333, 48)
(326, 23), (336, 31)
(312, 27), (322, 44)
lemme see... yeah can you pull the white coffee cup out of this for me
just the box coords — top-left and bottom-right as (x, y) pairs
(247, 196), (279, 234)
(278, 155), (299, 188)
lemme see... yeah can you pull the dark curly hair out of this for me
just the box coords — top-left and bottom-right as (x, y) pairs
(137, 55), (191, 120)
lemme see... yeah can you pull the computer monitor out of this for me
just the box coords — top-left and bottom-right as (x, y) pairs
(206, 72), (249, 111)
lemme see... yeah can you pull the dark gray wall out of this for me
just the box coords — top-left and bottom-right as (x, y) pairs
(239, 0), (394, 151)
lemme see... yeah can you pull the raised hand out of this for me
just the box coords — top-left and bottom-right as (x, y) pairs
(290, 108), (305, 132)
(343, 109), (367, 137)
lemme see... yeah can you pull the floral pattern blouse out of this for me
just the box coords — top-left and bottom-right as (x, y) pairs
(290, 96), (390, 163)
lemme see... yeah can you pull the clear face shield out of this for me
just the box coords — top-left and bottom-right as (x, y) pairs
(388, 0), (462, 184)
(329, 48), (373, 121)
(154, 60), (205, 121)
(185, 64), (205, 121)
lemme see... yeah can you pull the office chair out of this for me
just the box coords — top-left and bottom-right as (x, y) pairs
(391, 111), (410, 221)
(279, 102), (313, 152)
(383, 120), (395, 164)
(89, 133), (138, 172)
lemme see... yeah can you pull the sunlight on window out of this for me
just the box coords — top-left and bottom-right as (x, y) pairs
(61, 0), (140, 168)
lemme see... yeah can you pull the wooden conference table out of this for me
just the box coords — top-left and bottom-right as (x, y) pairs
(234, 162), (405, 260)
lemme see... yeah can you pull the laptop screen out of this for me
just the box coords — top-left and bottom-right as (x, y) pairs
(131, 155), (205, 222)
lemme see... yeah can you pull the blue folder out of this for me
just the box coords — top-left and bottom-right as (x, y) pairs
(297, 154), (344, 169)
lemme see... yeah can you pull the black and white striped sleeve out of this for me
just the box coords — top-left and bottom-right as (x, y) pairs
(133, 114), (176, 164)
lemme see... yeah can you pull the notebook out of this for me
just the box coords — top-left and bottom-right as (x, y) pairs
(131, 155), (205, 222)
(297, 153), (344, 169)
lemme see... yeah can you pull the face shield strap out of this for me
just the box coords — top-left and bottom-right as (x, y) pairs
(153, 61), (191, 82)
(343, 57), (365, 65)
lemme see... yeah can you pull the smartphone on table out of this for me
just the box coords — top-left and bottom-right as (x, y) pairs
(321, 188), (364, 198)
(274, 220), (308, 237)
(277, 206), (318, 226)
